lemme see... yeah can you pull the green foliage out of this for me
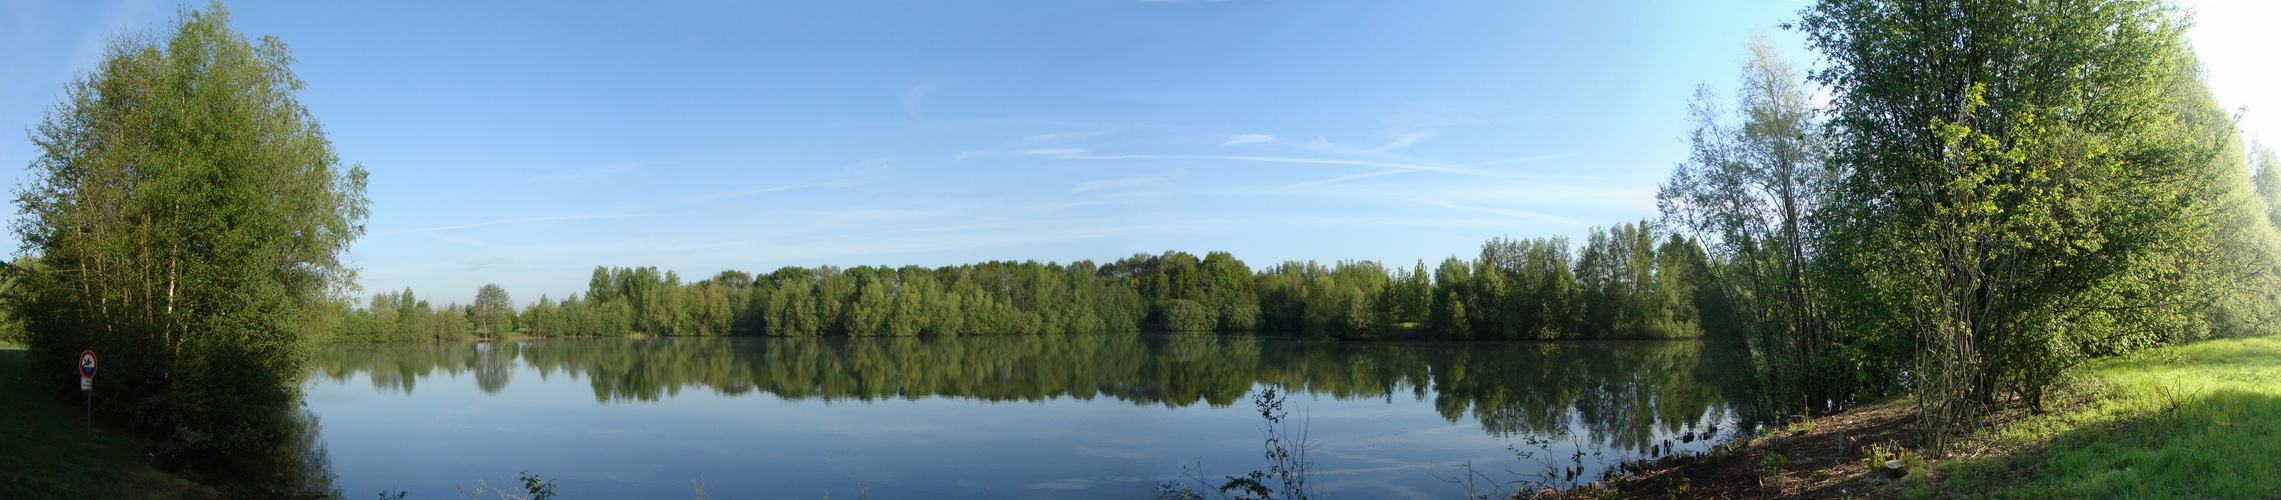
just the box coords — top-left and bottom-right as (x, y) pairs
(10, 0), (368, 466)
(1651, 0), (2281, 456)
(1758, 451), (1788, 484)
(472, 284), (514, 338)
(325, 234), (1718, 342)
(2217, 140), (2281, 339)
(0, 257), (30, 346)
(1659, 35), (1840, 418)
(2251, 141), (2281, 230)
(338, 288), (479, 342)
(1162, 299), (1218, 332)
(1795, 0), (2269, 452)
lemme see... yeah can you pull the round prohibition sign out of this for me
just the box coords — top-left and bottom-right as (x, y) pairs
(79, 350), (96, 378)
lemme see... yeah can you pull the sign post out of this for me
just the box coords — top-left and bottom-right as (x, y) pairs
(78, 350), (95, 433)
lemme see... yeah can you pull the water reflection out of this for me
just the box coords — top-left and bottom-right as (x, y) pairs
(311, 335), (1749, 454)
(162, 408), (340, 498)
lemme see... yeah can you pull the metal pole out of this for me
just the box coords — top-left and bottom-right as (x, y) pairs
(85, 387), (91, 433)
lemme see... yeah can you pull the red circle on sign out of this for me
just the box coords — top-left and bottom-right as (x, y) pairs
(79, 350), (96, 377)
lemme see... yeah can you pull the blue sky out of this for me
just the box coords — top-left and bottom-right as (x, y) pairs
(4, 1), (2276, 307)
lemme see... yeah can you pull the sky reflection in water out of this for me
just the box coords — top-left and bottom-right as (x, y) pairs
(303, 335), (1749, 499)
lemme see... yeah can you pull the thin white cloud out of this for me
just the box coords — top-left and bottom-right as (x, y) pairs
(676, 156), (899, 205)
(461, 257), (510, 273)
(1287, 169), (1411, 187)
(645, 214), (1518, 263)
(830, 156), (902, 182)
(1374, 130), (1437, 151)
(377, 214), (650, 236)
(902, 76), (950, 121)
(1411, 199), (1589, 226)
(1221, 134), (1277, 146)
(1053, 153), (1572, 179)
(1073, 175), (1156, 193)
(1470, 152), (1581, 166)
(358, 212), (1535, 299)
(1015, 200), (1111, 211)
(531, 161), (646, 183)
(435, 234), (486, 247)
(822, 208), (950, 220)
(1023, 148), (1090, 156)
(1024, 130), (1113, 143)
(682, 181), (846, 203)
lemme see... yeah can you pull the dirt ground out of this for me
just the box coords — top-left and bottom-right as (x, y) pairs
(1589, 401), (1906, 499)
(1586, 385), (2103, 499)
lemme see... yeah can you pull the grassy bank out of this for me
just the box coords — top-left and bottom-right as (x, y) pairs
(1911, 335), (2281, 498)
(1611, 335), (2281, 499)
(0, 342), (215, 499)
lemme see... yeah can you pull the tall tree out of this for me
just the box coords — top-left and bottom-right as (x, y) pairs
(472, 284), (514, 338)
(1800, 0), (2229, 452)
(1657, 36), (1836, 415)
(11, 1), (369, 459)
(2250, 141), (2281, 230)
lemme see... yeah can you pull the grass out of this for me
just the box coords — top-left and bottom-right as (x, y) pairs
(1908, 335), (2281, 499)
(0, 341), (215, 499)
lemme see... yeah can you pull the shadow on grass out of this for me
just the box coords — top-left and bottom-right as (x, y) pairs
(0, 347), (337, 499)
(1928, 388), (2281, 499)
(0, 348), (217, 499)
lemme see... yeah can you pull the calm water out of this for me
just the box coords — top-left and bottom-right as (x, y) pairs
(302, 334), (1751, 499)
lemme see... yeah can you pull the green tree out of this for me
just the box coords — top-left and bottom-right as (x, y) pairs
(11, 1), (368, 460)
(0, 257), (35, 345)
(522, 295), (558, 337)
(2251, 141), (2281, 230)
(1799, 0), (2236, 452)
(1657, 35), (1835, 415)
(1428, 257), (1473, 339)
(473, 283), (514, 338)
(1437, 292), (1470, 340)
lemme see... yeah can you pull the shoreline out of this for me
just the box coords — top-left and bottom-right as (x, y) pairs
(1603, 335), (2281, 499)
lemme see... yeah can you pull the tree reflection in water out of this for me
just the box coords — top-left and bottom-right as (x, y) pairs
(162, 408), (341, 498)
(311, 334), (1752, 454)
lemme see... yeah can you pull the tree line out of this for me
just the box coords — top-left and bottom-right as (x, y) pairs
(324, 221), (1725, 343)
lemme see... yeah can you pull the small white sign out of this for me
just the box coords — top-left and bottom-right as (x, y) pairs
(80, 376), (91, 391)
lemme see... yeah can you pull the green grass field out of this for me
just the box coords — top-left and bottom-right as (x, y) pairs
(1910, 335), (2281, 499)
(0, 342), (214, 499)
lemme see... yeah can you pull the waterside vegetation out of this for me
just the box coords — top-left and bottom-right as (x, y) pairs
(324, 223), (1722, 343)
(4, 2), (367, 492)
(1573, 0), (2281, 496)
(1657, 0), (2281, 453)
(1604, 335), (2281, 499)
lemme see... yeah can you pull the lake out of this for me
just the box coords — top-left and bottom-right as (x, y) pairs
(302, 334), (1753, 499)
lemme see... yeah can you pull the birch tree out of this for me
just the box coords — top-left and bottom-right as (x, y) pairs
(13, 1), (368, 456)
